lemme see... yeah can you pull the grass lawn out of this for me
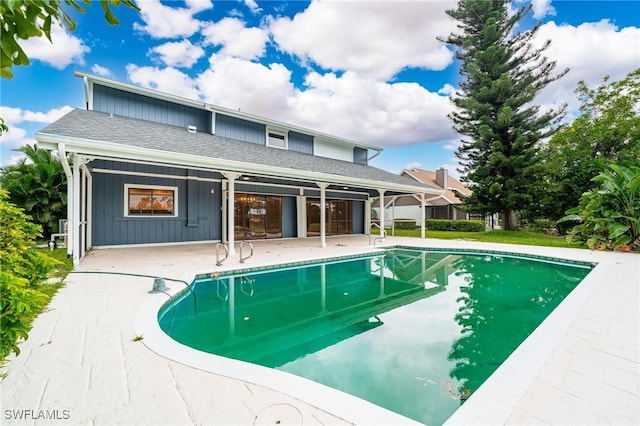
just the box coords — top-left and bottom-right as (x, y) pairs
(374, 228), (584, 249)
(42, 246), (75, 280)
(33, 247), (73, 309)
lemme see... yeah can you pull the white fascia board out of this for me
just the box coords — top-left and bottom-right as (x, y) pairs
(74, 71), (382, 154)
(37, 132), (439, 195)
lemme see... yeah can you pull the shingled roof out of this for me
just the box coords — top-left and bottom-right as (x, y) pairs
(37, 109), (441, 196)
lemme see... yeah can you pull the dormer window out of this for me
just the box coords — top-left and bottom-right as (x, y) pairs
(267, 129), (287, 149)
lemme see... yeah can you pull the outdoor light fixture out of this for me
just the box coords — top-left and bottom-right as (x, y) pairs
(149, 277), (169, 293)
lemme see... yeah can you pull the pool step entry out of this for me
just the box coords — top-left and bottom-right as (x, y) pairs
(370, 222), (387, 245)
(239, 241), (254, 263)
(216, 242), (229, 266)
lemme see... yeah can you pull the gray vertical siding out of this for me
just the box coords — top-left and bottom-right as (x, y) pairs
(352, 201), (364, 234)
(281, 196), (297, 238)
(93, 84), (211, 131)
(90, 161), (221, 246)
(215, 113), (266, 144)
(288, 131), (313, 155)
(353, 147), (368, 165)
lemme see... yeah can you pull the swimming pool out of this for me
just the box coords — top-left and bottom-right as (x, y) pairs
(158, 247), (592, 425)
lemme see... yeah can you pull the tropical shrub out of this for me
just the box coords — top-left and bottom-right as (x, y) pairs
(559, 164), (640, 251)
(0, 190), (61, 361)
(0, 272), (48, 359)
(426, 219), (485, 232)
(0, 145), (67, 238)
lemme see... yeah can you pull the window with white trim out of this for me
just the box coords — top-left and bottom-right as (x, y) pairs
(267, 129), (287, 149)
(124, 184), (178, 217)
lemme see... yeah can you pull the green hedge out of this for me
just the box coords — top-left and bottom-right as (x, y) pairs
(392, 219), (416, 230)
(426, 219), (485, 232)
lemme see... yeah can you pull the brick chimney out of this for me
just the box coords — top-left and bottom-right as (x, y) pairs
(435, 168), (448, 190)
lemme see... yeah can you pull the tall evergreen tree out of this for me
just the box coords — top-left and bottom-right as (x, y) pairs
(441, 0), (568, 230)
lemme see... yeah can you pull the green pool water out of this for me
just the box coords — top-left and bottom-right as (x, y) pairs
(159, 248), (592, 425)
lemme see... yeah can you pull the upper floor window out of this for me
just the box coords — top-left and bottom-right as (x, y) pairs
(267, 129), (287, 149)
(125, 184), (178, 217)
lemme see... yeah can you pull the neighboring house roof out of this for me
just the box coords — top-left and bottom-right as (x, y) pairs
(37, 109), (442, 197)
(402, 168), (472, 205)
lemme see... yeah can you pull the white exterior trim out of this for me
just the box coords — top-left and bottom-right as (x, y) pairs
(92, 168), (221, 183)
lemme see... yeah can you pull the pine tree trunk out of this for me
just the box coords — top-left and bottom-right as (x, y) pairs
(502, 208), (518, 230)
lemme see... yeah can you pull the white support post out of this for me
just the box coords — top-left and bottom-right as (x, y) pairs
(58, 144), (73, 259)
(421, 193), (426, 239)
(318, 182), (328, 248)
(365, 196), (372, 234)
(72, 155), (81, 266)
(378, 189), (386, 235)
(80, 164), (87, 256)
(391, 196), (396, 236)
(223, 173), (240, 255)
(81, 164), (93, 250)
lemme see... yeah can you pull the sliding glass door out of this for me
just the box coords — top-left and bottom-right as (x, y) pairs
(234, 194), (282, 240)
(306, 198), (352, 236)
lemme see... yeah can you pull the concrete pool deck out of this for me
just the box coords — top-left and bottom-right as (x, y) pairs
(1, 236), (638, 425)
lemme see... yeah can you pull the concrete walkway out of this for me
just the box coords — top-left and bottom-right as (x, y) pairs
(1, 236), (638, 425)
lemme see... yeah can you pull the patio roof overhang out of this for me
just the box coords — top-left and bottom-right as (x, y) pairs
(36, 132), (442, 198)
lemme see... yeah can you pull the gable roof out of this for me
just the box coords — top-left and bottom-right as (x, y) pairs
(76, 71), (382, 154)
(37, 109), (442, 197)
(402, 168), (471, 205)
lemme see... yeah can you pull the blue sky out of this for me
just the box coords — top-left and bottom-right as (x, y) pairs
(1, 0), (639, 177)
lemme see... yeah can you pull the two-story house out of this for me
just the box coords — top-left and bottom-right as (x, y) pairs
(36, 72), (442, 264)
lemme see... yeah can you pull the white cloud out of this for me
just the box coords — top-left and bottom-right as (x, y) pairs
(532, 20), (640, 112)
(4, 154), (28, 167)
(150, 40), (205, 68)
(0, 126), (27, 145)
(185, 0), (213, 13)
(91, 64), (112, 77)
(0, 105), (72, 127)
(201, 18), (268, 60)
(270, 1), (457, 80)
(20, 22), (88, 69)
(196, 55), (295, 113)
(243, 0), (261, 14)
(126, 64), (200, 99)
(438, 84), (457, 96)
(530, 0), (556, 19)
(288, 71), (456, 146)
(443, 140), (462, 151)
(133, 0), (210, 38)
(22, 106), (73, 123)
(0, 106), (71, 150)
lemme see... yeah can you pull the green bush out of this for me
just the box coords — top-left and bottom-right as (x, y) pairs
(560, 164), (639, 251)
(393, 219), (417, 230)
(0, 272), (48, 359)
(0, 189), (61, 361)
(426, 219), (485, 232)
(525, 218), (558, 235)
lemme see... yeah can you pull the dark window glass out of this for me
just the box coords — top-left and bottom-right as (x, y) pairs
(306, 199), (352, 236)
(128, 188), (174, 216)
